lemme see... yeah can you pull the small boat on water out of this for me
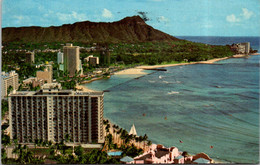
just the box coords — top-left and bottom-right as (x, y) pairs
(159, 76), (162, 79)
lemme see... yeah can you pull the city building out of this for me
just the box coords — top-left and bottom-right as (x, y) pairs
(100, 49), (110, 67)
(133, 144), (180, 164)
(25, 51), (35, 64)
(63, 43), (82, 76)
(41, 83), (62, 90)
(230, 42), (250, 54)
(9, 89), (105, 144)
(89, 57), (99, 66)
(1, 71), (19, 98)
(84, 55), (99, 66)
(84, 55), (93, 62)
(23, 77), (45, 88)
(57, 52), (64, 64)
(120, 156), (135, 164)
(57, 51), (64, 71)
(36, 64), (53, 83)
(241, 42), (250, 54)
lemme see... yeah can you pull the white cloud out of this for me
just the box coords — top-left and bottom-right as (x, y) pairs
(226, 8), (254, 24)
(56, 11), (87, 22)
(13, 15), (24, 21)
(241, 8), (253, 19)
(13, 15), (31, 24)
(226, 14), (240, 23)
(157, 16), (169, 23)
(102, 8), (113, 18)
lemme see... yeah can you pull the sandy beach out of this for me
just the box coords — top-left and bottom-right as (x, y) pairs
(115, 56), (231, 75)
(114, 68), (149, 75)
(75, 85), (96, 92)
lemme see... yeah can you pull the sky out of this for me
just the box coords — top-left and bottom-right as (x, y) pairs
(2, 0), (260, 36)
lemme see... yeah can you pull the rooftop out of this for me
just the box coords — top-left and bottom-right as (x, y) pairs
(193, 158), (210, 164)
(155, 148), (170, 158)
(120, 156), (134, 163)
(9, 89), (104, 97)
(1, 71), (18, 79)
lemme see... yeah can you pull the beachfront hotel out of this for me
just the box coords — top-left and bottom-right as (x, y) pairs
(63, 43), (82, 76)
(8, 89), (105, 144)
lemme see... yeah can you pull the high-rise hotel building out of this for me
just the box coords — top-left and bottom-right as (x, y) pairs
(63, 43), (81, 77)
(9, 89), (104, 144)
(1, 71), (19, 99)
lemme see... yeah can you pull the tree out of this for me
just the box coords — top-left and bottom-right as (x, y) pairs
(147, 140), (152, 147)
(75, 145), (84, 157)
(1, 100), (8, 119)
(182, 151), (188, 158)
(7, 85), (14, 95)
(1, 148), (7, 163)
(105, 134), (113, 150)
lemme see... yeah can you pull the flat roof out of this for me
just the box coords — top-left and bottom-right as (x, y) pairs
(9, 89), (103, 97)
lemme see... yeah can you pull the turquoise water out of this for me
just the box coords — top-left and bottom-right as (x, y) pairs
(107, 151), (122, 156)
(85, 55), (259, 163)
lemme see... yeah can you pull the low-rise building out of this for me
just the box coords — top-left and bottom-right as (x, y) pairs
(133, 144), (180, 164)
(89, 57), (99, 66)
(120, 156), (135, 164)
(230, 42), (250, 54)
(41, 83), (62, 90)
(23, 77), (44, 88)
(36, 64), (53, 83)
(85, 55), (99, 66)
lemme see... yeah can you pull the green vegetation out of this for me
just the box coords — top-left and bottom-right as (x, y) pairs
(108, 41), (234, 65)
(1, 99), (8, 119)
(1, 41), (234, 90)
(2, 41), (234, 70)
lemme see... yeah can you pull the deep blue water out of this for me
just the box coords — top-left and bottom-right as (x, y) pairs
(177, 36), (260, 51)
(84, 37), (259, 163)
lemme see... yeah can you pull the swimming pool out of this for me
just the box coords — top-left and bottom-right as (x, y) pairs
(107, 151), (122, 156)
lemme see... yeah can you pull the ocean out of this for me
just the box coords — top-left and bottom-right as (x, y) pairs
(84, 36), (259, 163)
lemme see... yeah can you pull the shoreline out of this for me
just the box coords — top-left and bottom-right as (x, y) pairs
(122, 56), (230, 74)
(114, 68), (148, 75)
(79, 55), (245, 90)
(81, 55), (254, 163)
(114, 54), (259, 75)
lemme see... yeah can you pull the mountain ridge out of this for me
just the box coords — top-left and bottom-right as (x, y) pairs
(2, 16), (180, 43)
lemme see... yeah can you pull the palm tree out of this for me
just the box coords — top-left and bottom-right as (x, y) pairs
(138, 136), (143, 149)
(143, 134), (148, 150)
(105, 123), (110, 135)
(106, 134), (113, 150)
(75, 145), (84, 157)
(147, 140), (152, 151)
(135, 136), (139, 148)
(24, 150), (34, 163)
